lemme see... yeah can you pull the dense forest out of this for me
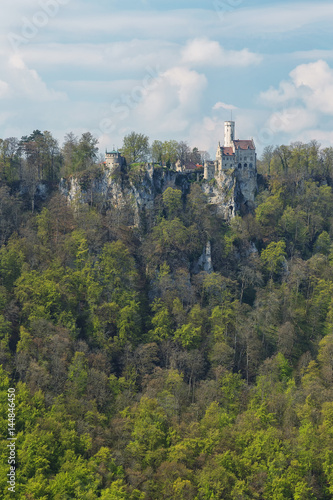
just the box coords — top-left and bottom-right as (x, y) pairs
(1, 131), (333, 499)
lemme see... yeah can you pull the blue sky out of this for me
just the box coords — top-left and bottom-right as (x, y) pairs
(1, 0), (333, 157)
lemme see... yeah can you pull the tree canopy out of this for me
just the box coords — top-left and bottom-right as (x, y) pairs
(1, 136), (333, 498)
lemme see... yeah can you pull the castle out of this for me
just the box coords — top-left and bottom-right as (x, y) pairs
(104, 120), (257, 187)
(204, 121), (256, 181)
(105, 149), (126, 170)
(64, 120), (257, 224)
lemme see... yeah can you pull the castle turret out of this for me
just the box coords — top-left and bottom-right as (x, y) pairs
(105, 149), (125, 172)
(224, 121), (235, 148)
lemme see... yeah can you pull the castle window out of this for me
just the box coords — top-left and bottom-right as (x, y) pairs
(249, 163), (253, 168)
(244, 163), (247, 168)
(238, 163), (242, 169)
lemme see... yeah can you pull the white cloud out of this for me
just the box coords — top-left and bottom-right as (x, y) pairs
(131, 65), (207, 132)
(41, 4), (333, 42)
(97, 66), (208, 148)
(6, 54), (66, 102)
(267, 107), (317, 134)
(19, 38), (262, 76)
(20, 40), (180, 75)
(290, 60), (333, 114)
(294, 128), (333, 145)
(260, 81), (300, 106)
(213, 102), (237, 111)
(181, 37), (262, 67)
(291, 60), (333, 91)
(261, 60), (333, 116)
(258, 60), (333, 147)
(1, 1), (333, 155)
(216, 2), (333, 37)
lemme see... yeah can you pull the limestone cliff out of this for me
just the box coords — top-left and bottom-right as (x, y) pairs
(60, 163), (257, 223)
(202, 165), (257, 219)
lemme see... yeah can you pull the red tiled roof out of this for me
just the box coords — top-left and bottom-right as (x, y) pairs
(222, 147), (234, 156)
(233, 140), (255, 150)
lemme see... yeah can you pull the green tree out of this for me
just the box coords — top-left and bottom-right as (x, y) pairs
(315, 231), (331, 255)
(151, 140), (163, 164)
(261, 240), (287, 278)
(125, 397), (168, 469)
(162, 188), (183, 219)
(162, 140), (178, 165)
(121, 132), (149, 164)
(149, 299), (173, 342)
(256, 192), (284, 235)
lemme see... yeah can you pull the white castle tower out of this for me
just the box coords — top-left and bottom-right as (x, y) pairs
(204, 119), (256, 181)
(224, 121), (235, 147)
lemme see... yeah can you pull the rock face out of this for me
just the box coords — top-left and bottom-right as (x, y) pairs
(60, 163), (257, 224)
(202, 165), (257, 220)
(193, 241), (214, 274)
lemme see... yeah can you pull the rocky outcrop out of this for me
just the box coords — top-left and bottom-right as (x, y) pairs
(60, 165), (191, 223)
(193, 241), (214, 274)
(60, 163), (257, 224)
(202, 165), (257, 220)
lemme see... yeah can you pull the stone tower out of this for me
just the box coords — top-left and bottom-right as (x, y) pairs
(105, 150), (125, 173)
(224, 121), (235, 147)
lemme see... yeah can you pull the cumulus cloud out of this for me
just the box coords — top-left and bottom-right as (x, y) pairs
(129, 65), (207, 130)
(258, 60), (333, 144)
(98, 66), (208, 148)
(267, 107), (317, 134)
(181, 37), (262, 67)
(290, 60), (333, 114)
(6, 54), (66, 102)
(260, 60), (333, 131)
(0, 49), (67, 138)
(260, 81), (300, 106)
(213, 102), (237, 111)
(261, 60), (333, 112)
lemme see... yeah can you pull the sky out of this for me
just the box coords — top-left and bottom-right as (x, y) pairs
(1, 0), (333, 158)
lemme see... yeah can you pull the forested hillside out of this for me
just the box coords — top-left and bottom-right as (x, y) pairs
(1, 134), (333, 498)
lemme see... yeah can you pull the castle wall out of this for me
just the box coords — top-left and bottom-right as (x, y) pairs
(105, 151), (125, 172)
(204, 161), (215, 180)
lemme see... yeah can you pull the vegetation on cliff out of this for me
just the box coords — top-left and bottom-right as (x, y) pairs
(1, 135), (333, 498)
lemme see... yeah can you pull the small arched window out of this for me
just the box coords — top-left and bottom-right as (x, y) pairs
(238, 163), (242, 169)
(249, 163), (253, 168)
(244, 163), (248, 168)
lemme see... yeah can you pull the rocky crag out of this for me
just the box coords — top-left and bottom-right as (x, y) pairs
(60, 162), (257, 224)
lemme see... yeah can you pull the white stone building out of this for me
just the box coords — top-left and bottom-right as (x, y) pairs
(204, 121), (256, 181)
(105, 150), (125, 172)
